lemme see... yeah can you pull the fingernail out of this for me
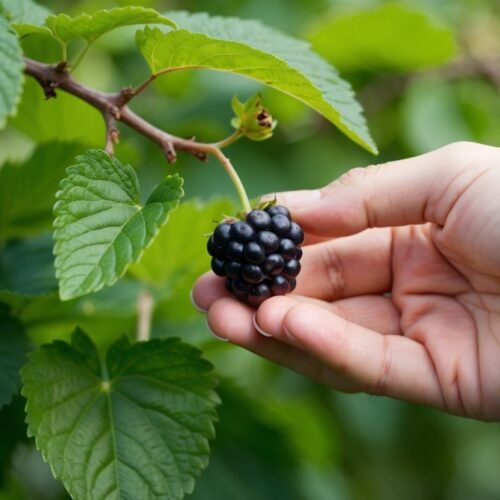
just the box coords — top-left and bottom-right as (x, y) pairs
(281, 189), (322, 209)
(252, 314), (272, 337)
(190, 289), (207, 313)
(205, 318), (228, 342)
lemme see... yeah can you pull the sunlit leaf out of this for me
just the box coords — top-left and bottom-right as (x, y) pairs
(14, 6), (176, 47)
(0, 0), (49, 26)
(0, 16), (24, 129)
(136, 11), (377, 154)
(53, 150), (184, 300)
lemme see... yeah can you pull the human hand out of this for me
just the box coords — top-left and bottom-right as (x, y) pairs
(192, 142), (500, 421)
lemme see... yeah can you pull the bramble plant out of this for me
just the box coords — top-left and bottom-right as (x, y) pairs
(0, 1), (377, 498)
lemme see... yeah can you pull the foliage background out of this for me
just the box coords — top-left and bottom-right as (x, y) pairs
(1, 0), (500, 499)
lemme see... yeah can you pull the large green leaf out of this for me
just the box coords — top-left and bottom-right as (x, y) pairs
(0, 16), (24, 130)
(307, 3), (457, 73)
(53, 150), (184, 301)
(22, 329), (218, 500)
(11, 78), (105, 144)
(0, 304), (29, 410)
(14, 6), (176, 49)
(0, 0), (49, 26)
(136, 11), (377, 154)
(0, 142), (83, 239)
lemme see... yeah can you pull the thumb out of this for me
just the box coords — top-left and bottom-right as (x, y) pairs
(274, 142), (495, 237)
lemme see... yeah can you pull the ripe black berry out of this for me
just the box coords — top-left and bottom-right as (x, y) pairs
(288, 222), (304, 245)
(241, 264), (265, 284)
(279, 238), (298, 260)
(225, 240), (244, 260)
(207, 204), (304, 306)
(211, 257), (226, 277)
(270, 275), (290, 295)
(248, 283), (272, 306)
(230, 221), (255, 242)
(224, 260), (241, 278)
(270, 214), (291, 237)
(262, 253), (285, 275)
(283, 259), (301, 279)
(213, 223), (232, 245)
(246, 210), (271, 231)
(207, 237), (224, 258)
(267, 205), (290, 218)
(256, 231), (280, 253)
(244, 241), (266, 264)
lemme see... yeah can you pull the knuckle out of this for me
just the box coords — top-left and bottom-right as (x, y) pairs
(368, 335), (393, 396)
(322, 247), (347, 299)
(335, 164), (382, 188)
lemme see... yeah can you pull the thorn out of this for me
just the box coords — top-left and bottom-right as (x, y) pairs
(44, 81), (58, 99)
(164, 142), (177, 163)
(195, 151), (208, 162)
(110, 128), (120, 144)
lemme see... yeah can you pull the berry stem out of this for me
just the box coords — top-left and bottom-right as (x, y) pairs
(212, 130), (243, 149)
(209, 146), (252, 214)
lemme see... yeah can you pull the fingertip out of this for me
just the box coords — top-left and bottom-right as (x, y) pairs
(283, 302), (343, 350)
(192, 271), (228, 311)
(254, 295), (299, 338)
(207, 296), (255, 344)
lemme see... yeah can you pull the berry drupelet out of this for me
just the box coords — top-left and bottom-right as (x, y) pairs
(207, 205), (304, 307)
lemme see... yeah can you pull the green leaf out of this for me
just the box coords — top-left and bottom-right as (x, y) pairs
(0, 142), (83, 239)
(307, 3), (457, 73)
(0, 234), (58, 297)
(53, 150), (184, 301)
(0, 0), (50, 25)
(11, 78), (105, 144)
(136, 11), (377, 154)
(129, 199), (234, 320)
(0, 304), (29, 410)
(14, 6), (176, 48)
(22, 330), (218, 500)
(0, 16), (24, 130)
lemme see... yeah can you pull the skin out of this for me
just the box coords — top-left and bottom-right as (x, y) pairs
(192, 142), (500, 421)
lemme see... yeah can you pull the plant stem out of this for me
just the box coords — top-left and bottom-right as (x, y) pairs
(70, 43), (91, 73)
(212, 130), (243, 149)
(208, 147), (251, 213)
(136, 291), (154, 342)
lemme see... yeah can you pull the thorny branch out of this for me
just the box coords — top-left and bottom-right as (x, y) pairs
(24, 57), (213, 162)
(23, 56), (252, 212)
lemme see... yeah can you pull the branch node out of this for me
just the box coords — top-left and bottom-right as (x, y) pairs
(54, 61), (69, 74)
(117, 86), (135, 107)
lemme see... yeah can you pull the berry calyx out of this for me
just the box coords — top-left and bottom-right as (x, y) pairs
(207, 205), (303, 307)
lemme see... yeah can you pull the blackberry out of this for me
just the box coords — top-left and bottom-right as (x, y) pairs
(207, 205), (304, 306)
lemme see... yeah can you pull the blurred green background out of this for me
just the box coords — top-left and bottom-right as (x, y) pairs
(1, 0), (500, 499)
